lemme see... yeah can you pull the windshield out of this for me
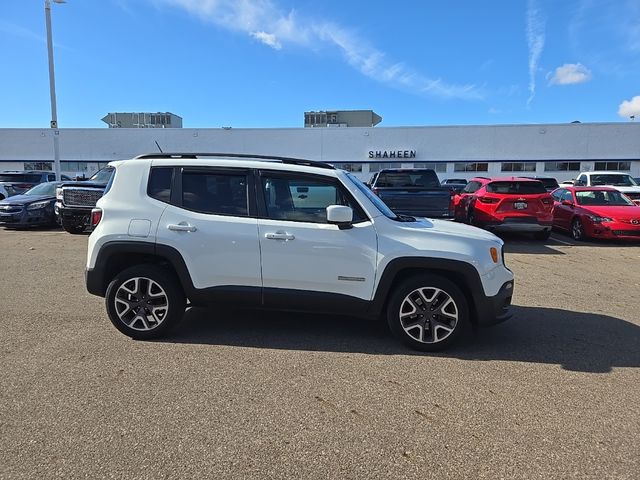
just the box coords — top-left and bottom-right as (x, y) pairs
(0, 173), (42, 183)
(24, 182), (59, 196)
(486, 181), (546, 194)
(346, 173), (398, 219)
(576, 190), (635, 206)
(375, 170), (440, 188)
(590, 174), (637, 186)
(90, 167), (115, 183)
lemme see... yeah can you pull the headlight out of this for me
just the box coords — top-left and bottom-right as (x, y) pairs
(27, 201), (50, 210)
(56, 188), (63, 200)
(587, 215), (613, 223)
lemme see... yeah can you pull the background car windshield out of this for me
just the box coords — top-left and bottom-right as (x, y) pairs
(0, 173), (41, 182)
(575, 190), (634, 206)
(590, 174), (637, 186)
(90, 167), (115, 182)
(375, 171), (440, 188)
(486, 181), (546, 194)
(347, 173), (397, 219)
(24, 182), (58, 196)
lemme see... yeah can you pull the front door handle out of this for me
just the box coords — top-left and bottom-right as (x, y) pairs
(168, 223), (197, 232)
(265, 232), (295, 241)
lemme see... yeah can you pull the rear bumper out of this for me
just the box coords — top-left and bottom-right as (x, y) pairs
(485, 218), (553, 232)
(474, 280), (514, 326)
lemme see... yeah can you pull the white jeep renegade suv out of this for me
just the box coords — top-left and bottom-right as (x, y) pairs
(86, 153), (514, 351)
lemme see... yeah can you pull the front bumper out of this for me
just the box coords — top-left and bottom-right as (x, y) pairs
(586, 222), (640, 240)
(0, 206), (55, 226)
(474, 280), (514, 326)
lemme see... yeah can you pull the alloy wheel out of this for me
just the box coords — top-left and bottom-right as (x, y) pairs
(572, 219), (584, 240)
(399, 287), (459, 344)
(114, 277), (169, 331)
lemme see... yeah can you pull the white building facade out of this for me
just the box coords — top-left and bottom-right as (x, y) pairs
(1, 122), (639, 181)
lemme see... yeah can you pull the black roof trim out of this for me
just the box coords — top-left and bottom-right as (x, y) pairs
(134, 153), (334, 170)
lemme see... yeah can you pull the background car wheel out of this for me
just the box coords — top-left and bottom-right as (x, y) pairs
(387, 274), (469, 352)
(467, 208), (477, 226)
(105, 264), (186, 340)
(571, 218), (586, 241)
(533, 230), (551, 241)
(62, 220), (86, 234)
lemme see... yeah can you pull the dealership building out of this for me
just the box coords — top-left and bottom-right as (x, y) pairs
(1, 120), (639, 181)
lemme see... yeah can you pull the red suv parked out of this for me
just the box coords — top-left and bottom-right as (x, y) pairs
(454, 177), (554, 240)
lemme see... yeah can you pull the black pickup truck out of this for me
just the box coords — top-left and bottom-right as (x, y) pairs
(55, 167), (114, 234)
(368, 168), (453, 218)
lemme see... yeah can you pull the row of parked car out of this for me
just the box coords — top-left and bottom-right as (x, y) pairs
(0, 168), (113, 232)
(1, 165), (640, 242)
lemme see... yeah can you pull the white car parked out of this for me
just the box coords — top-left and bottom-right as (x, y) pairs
(573, 171), (640, 205)
(85, 153), (514, 351)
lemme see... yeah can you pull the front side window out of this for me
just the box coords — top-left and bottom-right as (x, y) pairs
(182, 171), (248, 216)
(551, 189), (565, 201)
(261, 174), (366, 223)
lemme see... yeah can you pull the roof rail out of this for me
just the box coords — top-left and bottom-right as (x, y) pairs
(133, 152), (335, 170)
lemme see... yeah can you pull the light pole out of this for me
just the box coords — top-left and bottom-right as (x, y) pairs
(45, 0), (65, 180)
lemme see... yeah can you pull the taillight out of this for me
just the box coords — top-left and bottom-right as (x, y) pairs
(91, 208), (102, 227)
(478, 196), (500, 204)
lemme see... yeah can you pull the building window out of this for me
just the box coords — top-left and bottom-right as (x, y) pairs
(332, 163), (363, 173)
(544, 162), (581, 171)
(62, 162), (88, 172)
(24, 162), (53, 171)
(368, 163), (397, 172)
(413, 162), (446, 172)
(501, 162), (536, 172)
(593, 161), (631, 171)
(454, 162), (489, 172)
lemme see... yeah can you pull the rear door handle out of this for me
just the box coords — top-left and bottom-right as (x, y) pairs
(265, 232), (295, 241)
(168, 223), (197, 232)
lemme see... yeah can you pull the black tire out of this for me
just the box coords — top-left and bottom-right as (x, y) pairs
(533, 229), (551, 241)
(571, 217), (586, 241)
(467, 208), (476, 226)
(387, 274), (469, 352)
(62, 219), (86, 234)
(105, 264), (186, 340)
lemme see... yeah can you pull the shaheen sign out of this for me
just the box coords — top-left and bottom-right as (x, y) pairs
(368, 150), (417, 159)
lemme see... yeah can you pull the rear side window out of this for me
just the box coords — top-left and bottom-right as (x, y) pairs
(147, 167), (173, 203)
(182, 171), (248, 216)
(0, 173), (41, 182)
(486, 181), (546, 194)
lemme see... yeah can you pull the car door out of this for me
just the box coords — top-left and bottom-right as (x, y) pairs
(554, 190), (574, 230)
(155, 167), (261, 301)
(256, 170), (378, 312)
(456, 180), (482, 220)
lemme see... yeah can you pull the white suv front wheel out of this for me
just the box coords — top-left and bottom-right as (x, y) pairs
(105, 265), (186, 340)
(387, 274), (469, 351)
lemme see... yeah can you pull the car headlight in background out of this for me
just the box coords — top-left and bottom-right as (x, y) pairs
(27, 201), (51, 211)
(56, 188), (63, 200)
(587, 215), (613, 223)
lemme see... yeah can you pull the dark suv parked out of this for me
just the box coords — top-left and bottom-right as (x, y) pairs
(0, 171), (72, 195)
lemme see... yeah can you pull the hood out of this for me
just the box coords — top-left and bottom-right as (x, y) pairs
(581, 204), (640, 220)
(0, 194), (54, 205)
(404, 217), (503, 243)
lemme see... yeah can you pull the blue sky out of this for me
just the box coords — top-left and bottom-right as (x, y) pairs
(1, 0), (639, 128)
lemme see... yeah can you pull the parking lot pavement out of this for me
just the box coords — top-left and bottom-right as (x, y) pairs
(0, 229), (639, 479)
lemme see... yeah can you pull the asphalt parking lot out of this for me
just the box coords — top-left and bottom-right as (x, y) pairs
(0, 228), (639, 479)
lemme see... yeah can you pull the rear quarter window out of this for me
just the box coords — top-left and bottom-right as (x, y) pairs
(147, 167), (173, 203)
